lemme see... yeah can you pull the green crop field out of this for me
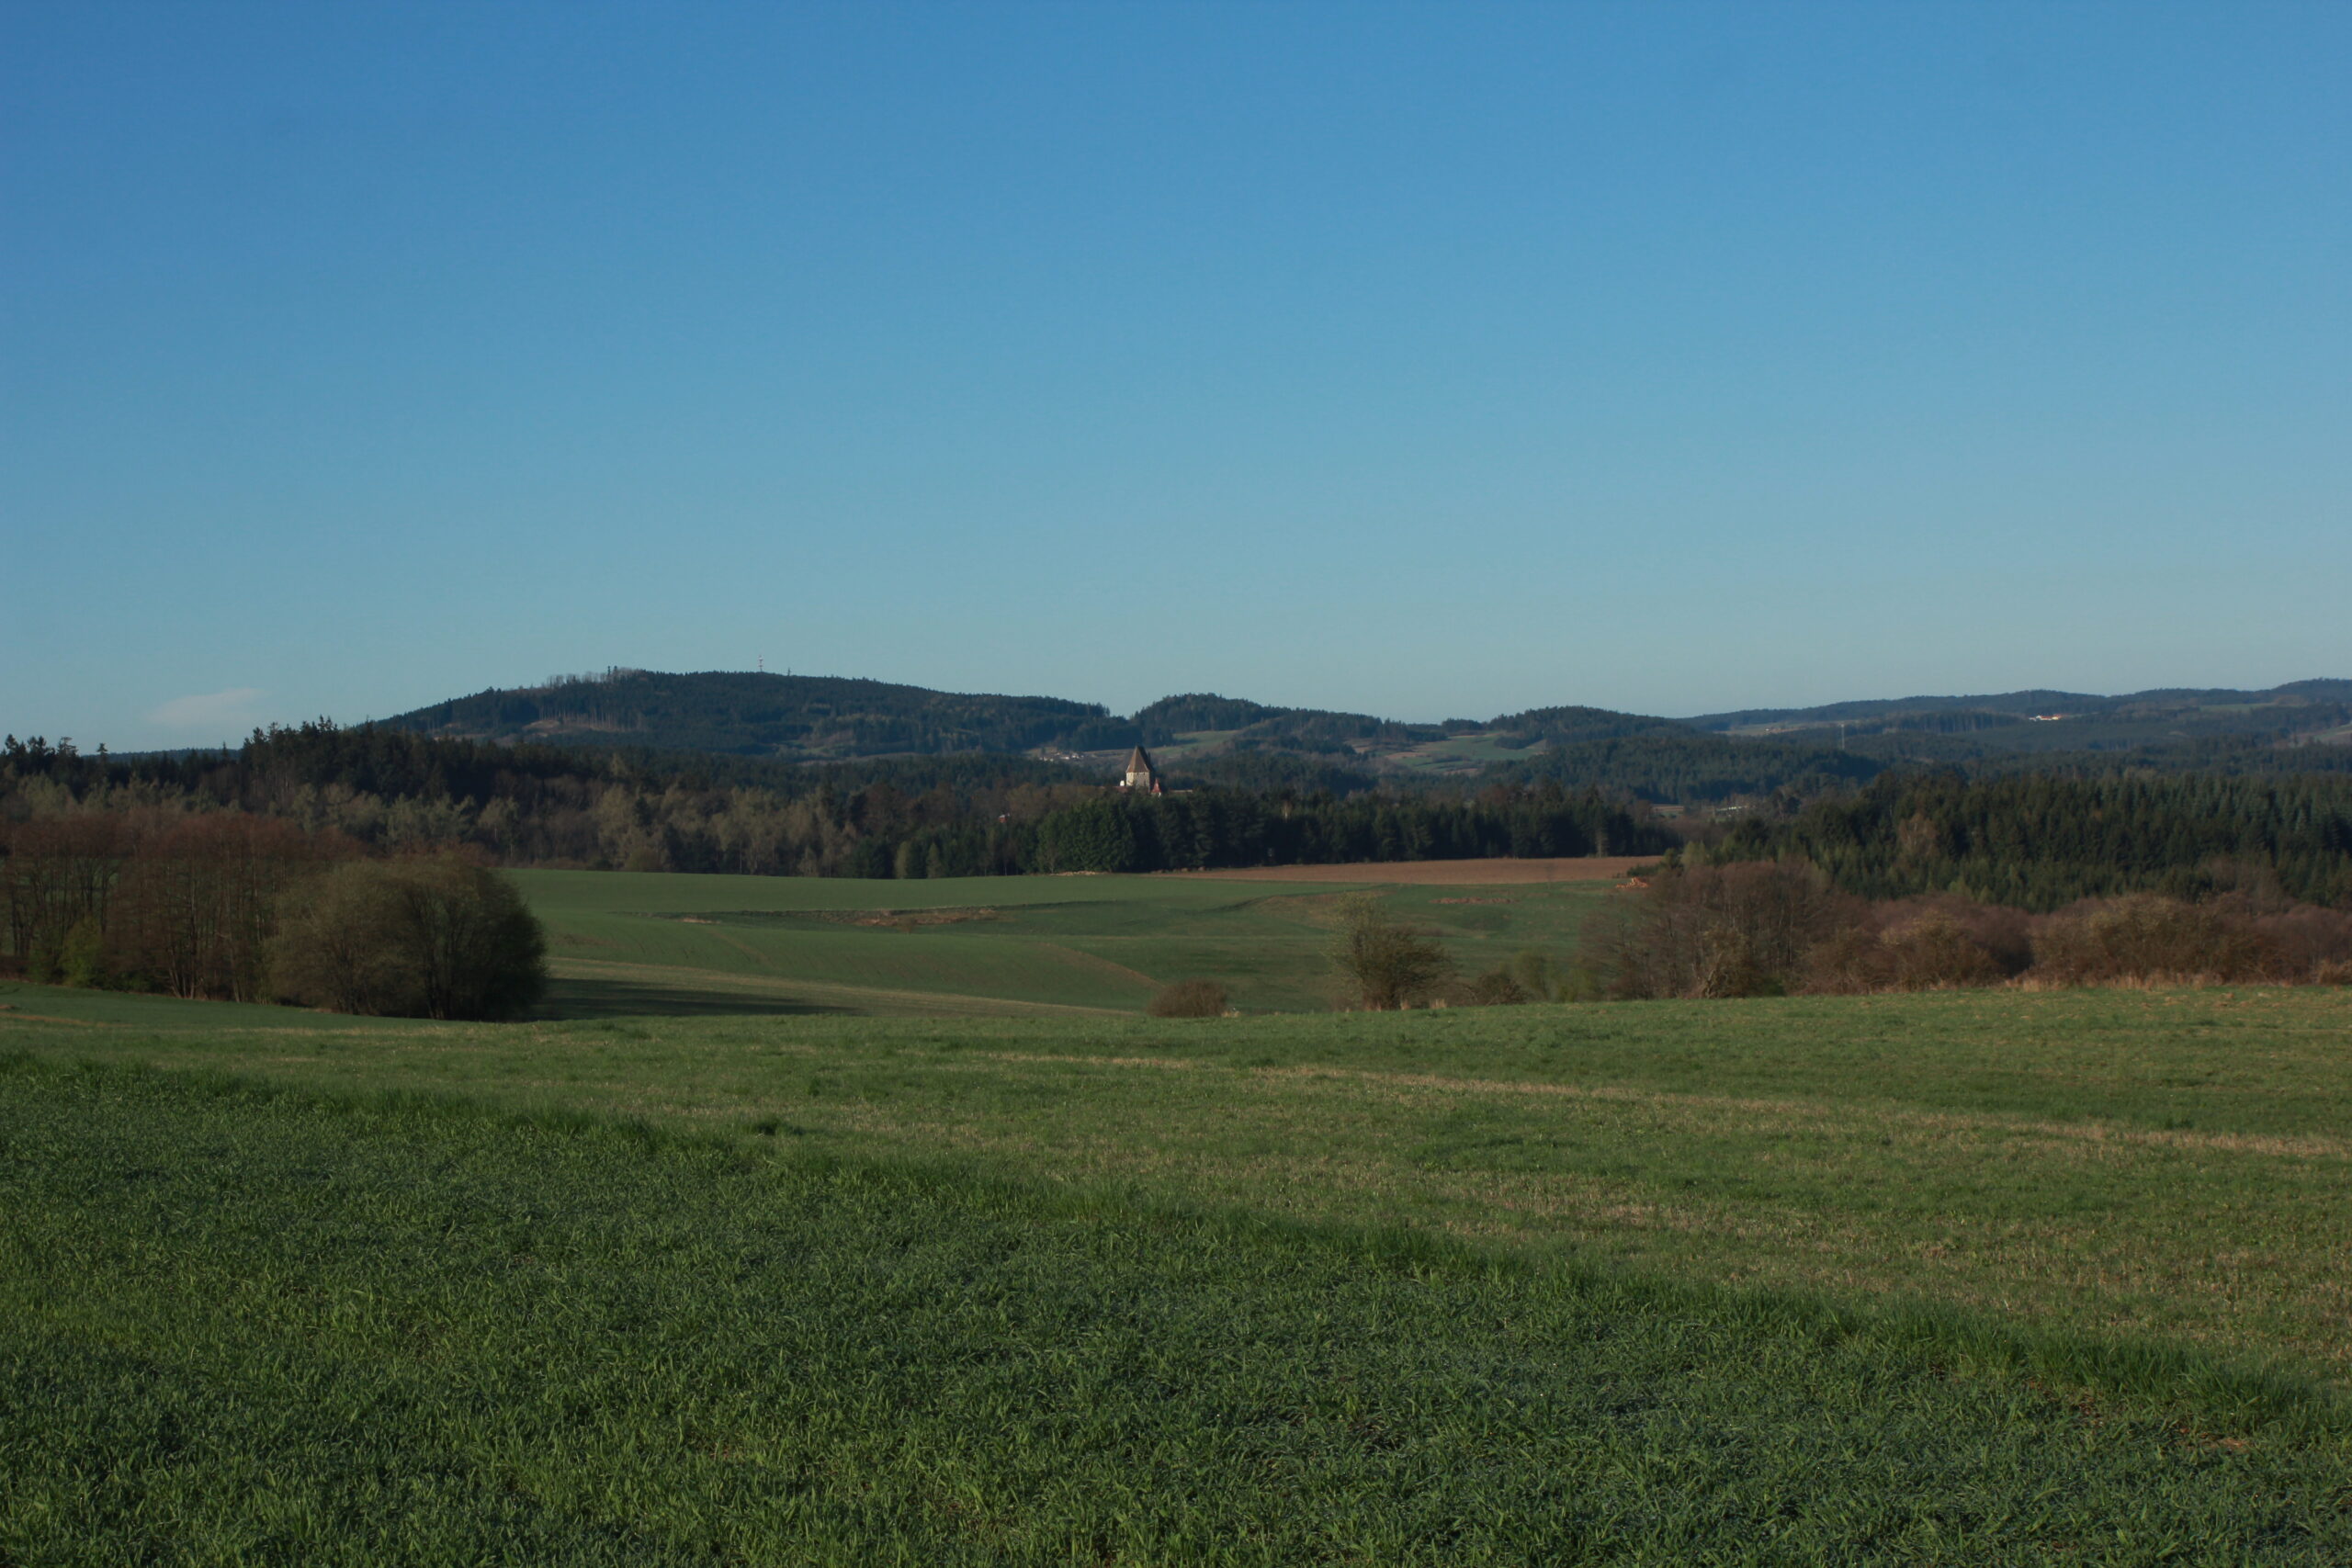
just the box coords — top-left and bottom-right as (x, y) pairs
(517, 867), (1614, 1018)
(11, 1054), (2346, 1565)
(7, 866), (2352, 1562)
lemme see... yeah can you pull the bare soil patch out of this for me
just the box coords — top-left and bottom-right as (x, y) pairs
(1157, 856), (1657, 886)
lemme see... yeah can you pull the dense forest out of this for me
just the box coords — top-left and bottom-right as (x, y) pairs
(1698, 771), (2352, 909)
(0, 726), (1671, 890)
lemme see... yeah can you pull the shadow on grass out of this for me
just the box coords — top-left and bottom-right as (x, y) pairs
(537, 976), (855, 1021)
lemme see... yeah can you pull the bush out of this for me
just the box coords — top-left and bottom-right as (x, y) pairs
(1147, 979), (1229, 1018)
(1506, 949), (1565, 1001)
(1329, 895), (1454, 1010)
(1460, 967), (1532, 1006)
(2028, 895), (2273, 987)
(1803, 897), (2022, 995)
(273, 855), (547, 1020)
(56, 917), (108, 989)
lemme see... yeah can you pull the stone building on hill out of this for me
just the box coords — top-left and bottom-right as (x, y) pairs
(1120, 745), (1163, 795)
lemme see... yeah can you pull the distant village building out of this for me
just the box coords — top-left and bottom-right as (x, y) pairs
(1120, 745), (1163, 795)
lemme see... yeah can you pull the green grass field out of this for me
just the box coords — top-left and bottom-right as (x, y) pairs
(516, 867), (1614, 1017)
(6, 1055), (2349, 1564)
(6, 865), (2352, 1562)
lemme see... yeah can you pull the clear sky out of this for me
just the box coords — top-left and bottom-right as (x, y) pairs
(6, 1), (2347, 750)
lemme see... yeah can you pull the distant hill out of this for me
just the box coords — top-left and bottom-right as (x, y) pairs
(1682, 681), (2352, 758)
(388, 670), (1137, 759)
(378, 669), (2352, 799)
(388, 672), (1697, 770)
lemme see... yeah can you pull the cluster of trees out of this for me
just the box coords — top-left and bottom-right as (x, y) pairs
(1, 728), (1108, 878)
(1581, 861), (2352, 1000)
(0, 803), (544, 1019)
(1701, 772), (2352, 909)
(1, 812), (338, 1000)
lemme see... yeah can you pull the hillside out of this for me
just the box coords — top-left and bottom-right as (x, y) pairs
(388, 669), (1136, 759)
(366, 669), (2352, 802)
(1685, 680), (2352, 755)
(385, 671), (1702, 773)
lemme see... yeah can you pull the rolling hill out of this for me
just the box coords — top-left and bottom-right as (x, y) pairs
(387, 669), (1138, 759)
(1687, 680), (2352, 754)
(378, 669), (2352, 800)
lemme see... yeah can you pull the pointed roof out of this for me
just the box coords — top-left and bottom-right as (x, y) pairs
(1125, 745), (1156, 776)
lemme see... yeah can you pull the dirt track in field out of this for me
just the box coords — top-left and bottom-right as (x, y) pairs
(1154, 855), (1658, 886)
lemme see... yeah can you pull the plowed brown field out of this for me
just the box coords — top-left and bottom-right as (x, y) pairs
(1155, 855), (1657, 886)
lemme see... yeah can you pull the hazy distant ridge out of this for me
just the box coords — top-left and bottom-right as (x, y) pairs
(1684, 680), (2352, 732)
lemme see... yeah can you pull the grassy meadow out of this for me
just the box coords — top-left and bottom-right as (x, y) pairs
(6, 863), (2352, 1562)
(518, 866), (1617, 1017)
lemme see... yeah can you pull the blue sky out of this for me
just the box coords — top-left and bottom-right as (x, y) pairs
(6, 1), (2347, 749)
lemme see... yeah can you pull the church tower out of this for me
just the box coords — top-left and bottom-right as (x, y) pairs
(1121, 745), (1162, 795)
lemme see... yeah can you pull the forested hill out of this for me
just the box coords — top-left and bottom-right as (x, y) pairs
(389, 670), (1140, 759)
(1682, 680), (2352, 755)
(371, 668), (2352, 797)
(388, 671), (1698, 765)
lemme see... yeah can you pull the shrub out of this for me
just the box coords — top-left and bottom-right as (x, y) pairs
(1329, 895), (1454, 1010)
(56, 917), (108, 988)
(1147, 979), (1228, 1018)
(273, 855), (546, 1020)
(1460, 966), (1532, 1006)
(2028, 895), (2274, 987)
(1505, 949), (1564, 1001)
(2255, 903), (2352, 976)
(1800, 926), (1884, 996)
(1878, 916), (2006, 991)
(1804, 897), (2019, 995)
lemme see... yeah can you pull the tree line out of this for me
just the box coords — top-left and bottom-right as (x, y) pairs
(1578, 860), (2352, 1000)
(2, 727), (1675, 885)
(0, 806), (543, 1019)
(1696, 771), (2352, 910)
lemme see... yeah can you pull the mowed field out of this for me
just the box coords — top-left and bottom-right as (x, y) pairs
(519, 865), (1622, 1017)
(6, 863), (2352, 1561)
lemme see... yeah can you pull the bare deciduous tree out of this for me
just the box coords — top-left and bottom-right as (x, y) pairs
(1329, 894), (1454, 1010)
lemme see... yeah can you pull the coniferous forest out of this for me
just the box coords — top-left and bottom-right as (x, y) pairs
(1702, 771), (2352, 909)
